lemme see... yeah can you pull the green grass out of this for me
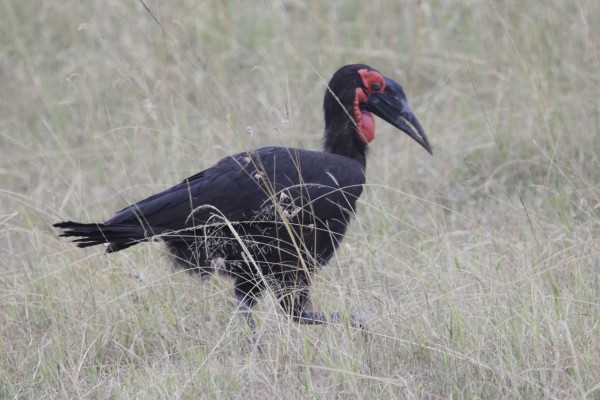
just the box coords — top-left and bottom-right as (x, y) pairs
(1, 0), (599, 398)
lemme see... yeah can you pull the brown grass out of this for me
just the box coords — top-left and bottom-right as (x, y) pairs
(1, 0), (599, 398)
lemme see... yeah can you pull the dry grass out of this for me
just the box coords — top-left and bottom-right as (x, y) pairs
(1, 0), (599, 398)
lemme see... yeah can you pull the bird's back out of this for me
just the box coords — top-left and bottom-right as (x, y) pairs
(99, 146), (365, 274)
(107, 147), (364, 227)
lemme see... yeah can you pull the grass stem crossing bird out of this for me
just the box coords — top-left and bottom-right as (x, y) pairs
(54, 64), (432, 341)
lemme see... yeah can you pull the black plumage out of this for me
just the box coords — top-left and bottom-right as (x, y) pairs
(54, 64), (432, 337)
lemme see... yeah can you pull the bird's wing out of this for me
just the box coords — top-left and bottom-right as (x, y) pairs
(105, 152), (266, 230)
(260, 149), (366, 220)
(105, 147), (365, 234)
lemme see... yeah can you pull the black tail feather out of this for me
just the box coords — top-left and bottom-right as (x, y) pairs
(53, 221), (149, 253)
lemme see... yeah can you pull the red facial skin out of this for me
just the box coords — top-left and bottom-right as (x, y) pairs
(354, 69), (386, 145)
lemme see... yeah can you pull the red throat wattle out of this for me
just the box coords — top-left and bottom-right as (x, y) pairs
(353, 88), (375, 145)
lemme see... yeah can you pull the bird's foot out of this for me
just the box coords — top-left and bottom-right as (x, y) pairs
(298, 310), (369, 337)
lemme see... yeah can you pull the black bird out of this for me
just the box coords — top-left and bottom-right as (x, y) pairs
(54, 64), (432, 338)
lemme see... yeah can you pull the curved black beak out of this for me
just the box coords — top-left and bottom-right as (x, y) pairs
(367, 77), (432, 154)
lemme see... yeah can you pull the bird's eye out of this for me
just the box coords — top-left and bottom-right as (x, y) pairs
(371, 83), (382, 91)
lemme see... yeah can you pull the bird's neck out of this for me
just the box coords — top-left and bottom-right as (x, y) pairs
(323, 121), (368, 166)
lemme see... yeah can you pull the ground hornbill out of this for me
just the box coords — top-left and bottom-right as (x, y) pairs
(54, 64), (432, 340)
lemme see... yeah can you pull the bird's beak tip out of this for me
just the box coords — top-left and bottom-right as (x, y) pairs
(367, 77), (433, 156)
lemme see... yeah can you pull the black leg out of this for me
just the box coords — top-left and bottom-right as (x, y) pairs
(279, 286), (366, 330)
(234, 279), (262, 344)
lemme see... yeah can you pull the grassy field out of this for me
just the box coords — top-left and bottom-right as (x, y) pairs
(1, 0), (599, 398)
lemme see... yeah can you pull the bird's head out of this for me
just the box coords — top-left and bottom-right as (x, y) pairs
(323, 64), (432, 161)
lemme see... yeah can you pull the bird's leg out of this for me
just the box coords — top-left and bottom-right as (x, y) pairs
(234, 279), (262, 345)
(280, 286), (366, 330)
(236, 299), (258, 345)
